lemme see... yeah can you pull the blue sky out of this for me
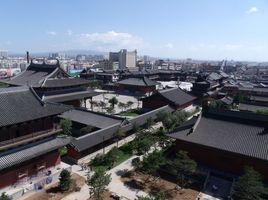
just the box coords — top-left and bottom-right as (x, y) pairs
(0, 0), (268, 61)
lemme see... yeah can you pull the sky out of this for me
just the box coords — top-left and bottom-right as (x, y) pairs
(0, 0), (268, 61)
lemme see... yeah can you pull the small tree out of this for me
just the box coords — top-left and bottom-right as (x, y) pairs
(232, 166), (266, 200)
(170, 151), (197, 188)
(133, 136), (153, 155)
(0, 193), (11, 200)
(109, 97), (118, 109)
(59, 169), (72, 192)
(118, 102), (126, 112)
(145, 117), (155, 130)
(106, 147), (120, 167)
(87, 168), (111, 200)
(60, 118), (72, 135)
(233, 92), (244, 104)
(80, 126), (93, 135)
(141, 150), (166, 179)
(113, 129), (125, 147)
(99, 101), (106, 113)
(106, 106), (115, 114)
(126, 101), (134, 110)
(149, 191), (166, 200)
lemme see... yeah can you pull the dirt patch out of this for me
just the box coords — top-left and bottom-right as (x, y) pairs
(24, 173), (85, 200)
(121, 171), (200, 200)
(88, 190), (113, 200)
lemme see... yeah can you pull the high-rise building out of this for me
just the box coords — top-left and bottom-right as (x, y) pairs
(0, 50), (8, 58)
(109, 49), (137, 69)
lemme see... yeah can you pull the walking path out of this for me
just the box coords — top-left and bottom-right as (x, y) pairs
(63, 123), (163, 200)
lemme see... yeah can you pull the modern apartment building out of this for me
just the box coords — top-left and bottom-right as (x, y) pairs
(109, 49), (137, 69)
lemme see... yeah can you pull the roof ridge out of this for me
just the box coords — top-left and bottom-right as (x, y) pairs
(0, 86), (29, 94)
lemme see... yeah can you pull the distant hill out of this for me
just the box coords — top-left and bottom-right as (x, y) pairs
(10, 49), (107, 57)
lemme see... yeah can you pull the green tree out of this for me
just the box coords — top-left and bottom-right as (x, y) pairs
(80, 126), (93, 134)
(126, 101), (134, 109)
(0, 193), (11, 200)
(118, 102), (126, 112)
(113, 129), (125, 147)
(60, 118), (72, 135)
(87, 168), (111, 200)
(132, 157), (142, 169)
(133, 136), (153, 155)
(145, 117), (155, 130)
(132, 122), (141, 134)
(59, 169), (72, 192)
(106, 106), (115, 114)
(109, 97), (118, 109)
(99, 101), (106, 113)
(256, 109), (268, 115)
(169, 151), (197, 188)
(106, 147), (120, 167)
(233, 93), (243, 104)
(141, 150), (166, 178)
(154, 128), (169, 147)
(149, 191), (166, 200)
(232, 166), (266, 200)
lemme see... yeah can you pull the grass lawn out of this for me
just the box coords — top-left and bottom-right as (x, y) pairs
(91, 150), (133, 171)
(119, 112), (140, 117)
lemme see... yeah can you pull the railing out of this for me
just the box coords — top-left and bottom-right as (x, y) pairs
(0, 128), (62, 150)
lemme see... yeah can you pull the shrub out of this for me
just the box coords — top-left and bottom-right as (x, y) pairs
(132, 157), (141, 169)
(59, 169), (72, 192)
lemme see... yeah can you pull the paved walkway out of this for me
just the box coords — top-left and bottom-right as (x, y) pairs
(63, 123), (163, 200)
(63, 155), (147, 200)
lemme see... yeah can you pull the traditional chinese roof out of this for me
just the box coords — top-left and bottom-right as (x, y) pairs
(2, 61), (90, 88)
(168, 111), (268, 161)
(0, 86), (71, 127)
(0, 136), (70, 171)
(59, 109), (123, 129)
(158, 88), (196, 105)
(117, 76), (158, 87)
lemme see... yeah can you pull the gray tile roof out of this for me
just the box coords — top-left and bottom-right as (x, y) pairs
(0, 136), (70, 171)
(239, 103), (268, 112)
(158, 88), (196, 106)
(0, 87), (71, 127)
(250, 95), (268, 103)
(168, 113), (268, 161)
(117, 77), (158, 86)
(3, 63), (58, 87)
(219, 96), (233, 105)
(2, 62), (90, 89)
(43, 89), (98, 103)
(43, 78), (91, 88)
(71, 105), (174, 152)
(59, 109), (123, 129)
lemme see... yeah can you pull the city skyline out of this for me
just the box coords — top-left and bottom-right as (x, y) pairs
(1, 0), (268, 61)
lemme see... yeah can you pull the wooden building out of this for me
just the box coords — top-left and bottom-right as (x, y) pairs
(1, 60), (98, 107)
(0, 87), (70, 189)
(168, 109), (268, 179)
(142, 87), (196, 111)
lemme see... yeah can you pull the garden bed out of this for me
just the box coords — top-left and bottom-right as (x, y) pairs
(23, 173), (85, 200)
(121, 170), (200, 200)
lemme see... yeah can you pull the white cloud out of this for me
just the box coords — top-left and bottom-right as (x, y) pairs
(46, 31), (57, 36)
(67, 30), (73, 36)
(222, 44), (243, 51)
(246, 6), (258, 14)
(165, 43), (174, 48)
(76, 30), (144, 51)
